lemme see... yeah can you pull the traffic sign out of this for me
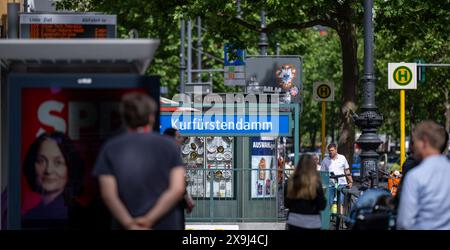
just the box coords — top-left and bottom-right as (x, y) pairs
(313, 82), (334, 101)
(224, 43), (245, 66)
(313, 81), (334, 159)
(224, 65), (246, 86)
(388, 63), (417, 89)
(415, 59), (426, 83)
(224, 44), (246, 86)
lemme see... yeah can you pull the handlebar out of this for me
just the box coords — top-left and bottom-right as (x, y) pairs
(329, 173), (352, 179)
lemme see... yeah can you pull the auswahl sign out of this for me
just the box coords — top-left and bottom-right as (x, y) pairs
(160, 114), (291, 136)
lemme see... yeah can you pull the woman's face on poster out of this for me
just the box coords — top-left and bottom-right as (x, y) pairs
(35, 139), (68, 194)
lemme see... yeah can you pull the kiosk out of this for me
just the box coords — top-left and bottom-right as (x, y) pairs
(160, 95), (301, 223)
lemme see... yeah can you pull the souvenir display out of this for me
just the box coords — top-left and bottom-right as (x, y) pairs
(224, 151), (232, 161)
(214, 170), (223, 181)
(190, 151), (198, 160)
(205, 137), (234, 198)
(185, 172), (191, 183)
(207, 144), (217, 153)
(182, 145), (190, 155)
(206, 171), (212, 181)
(216, 153), (224, 161)
(207, 154), (215, 161)
(183, 136), (234, 198)
(223, 170), (232, 180)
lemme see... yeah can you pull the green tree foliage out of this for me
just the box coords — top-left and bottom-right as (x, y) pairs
(57, 0), (449, 159)
(374, 0), (450, 140)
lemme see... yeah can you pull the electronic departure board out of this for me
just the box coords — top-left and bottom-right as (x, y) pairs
(20, 13), (116, 38)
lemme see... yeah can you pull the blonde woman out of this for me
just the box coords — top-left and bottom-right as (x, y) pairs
(284, 154), (326, 230)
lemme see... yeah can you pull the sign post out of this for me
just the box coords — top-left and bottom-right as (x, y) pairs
(313, 82), (335, 159)
(400, 89), (405, 166)
(321, 101), (326, 159)
(388, 63), (417, 168)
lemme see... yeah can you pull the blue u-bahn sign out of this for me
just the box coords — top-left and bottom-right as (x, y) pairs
(160, 113), (291, 136)
(224, 43), (245, 66)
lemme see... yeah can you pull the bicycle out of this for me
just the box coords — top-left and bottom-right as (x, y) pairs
(329, 170), (388, 230)
(328, 173), (352, 230)
(344, 169), (396, 230)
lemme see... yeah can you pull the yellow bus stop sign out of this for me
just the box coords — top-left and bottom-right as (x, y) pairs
(393, 66), (413, 85)
(317, 84), (331, 99)
(388, 63), (417, 89)
(313, 81), (334, 101)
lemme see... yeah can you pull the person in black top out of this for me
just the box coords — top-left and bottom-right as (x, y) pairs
(284, 154), (327, 230)
(93, 92), (186, 230)
(394, 130), (449, 211)
(402, 140), (422, 177)
(163, 128), (195, 229)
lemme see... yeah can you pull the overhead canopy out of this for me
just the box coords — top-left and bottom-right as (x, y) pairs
(0, 39), (160, 74)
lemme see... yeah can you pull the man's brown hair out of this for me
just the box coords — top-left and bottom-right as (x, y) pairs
(120, 92), (157, 129)
(413, 120), (447, 151)
(327, 143), (337, 150)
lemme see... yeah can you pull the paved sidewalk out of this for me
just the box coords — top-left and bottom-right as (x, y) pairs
(186, 222), (287, 230)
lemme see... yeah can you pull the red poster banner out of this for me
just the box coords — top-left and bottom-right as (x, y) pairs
(20, 87), (145, 227)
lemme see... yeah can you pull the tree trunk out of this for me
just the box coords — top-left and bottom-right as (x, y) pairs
(310, 128), (317, 151)
(385, 135), (390, 152)
(336, 21), (358, 166)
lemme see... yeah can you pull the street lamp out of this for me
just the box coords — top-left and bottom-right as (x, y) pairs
(259, 10), (268, 56)
(353, 0), (383, 188)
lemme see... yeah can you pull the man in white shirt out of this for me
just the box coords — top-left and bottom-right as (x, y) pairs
(320, 143), (353, 213)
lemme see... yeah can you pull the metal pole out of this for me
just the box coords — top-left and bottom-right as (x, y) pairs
(7, 3), (20, 39)
(0, 66), (2, 229)
(417, 63), (450, 67)
(400, 90), (406, 167)
(197, 17), (202, 83)
(180, 19), (186, 93)
(258, 10), (268, 56)
(353, 0), (383, 188)
(24, 0), (29, 12)
(236, 0), (242, 19)
(23, 0), (29, 12)
(294, 104), (300, 169)
(187, 20), (192, 85)
(321, 101), (326, 159)
(276, 42), (280, 56)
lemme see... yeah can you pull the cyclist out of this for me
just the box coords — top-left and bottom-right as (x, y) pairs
(320, 143), (353, 214)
